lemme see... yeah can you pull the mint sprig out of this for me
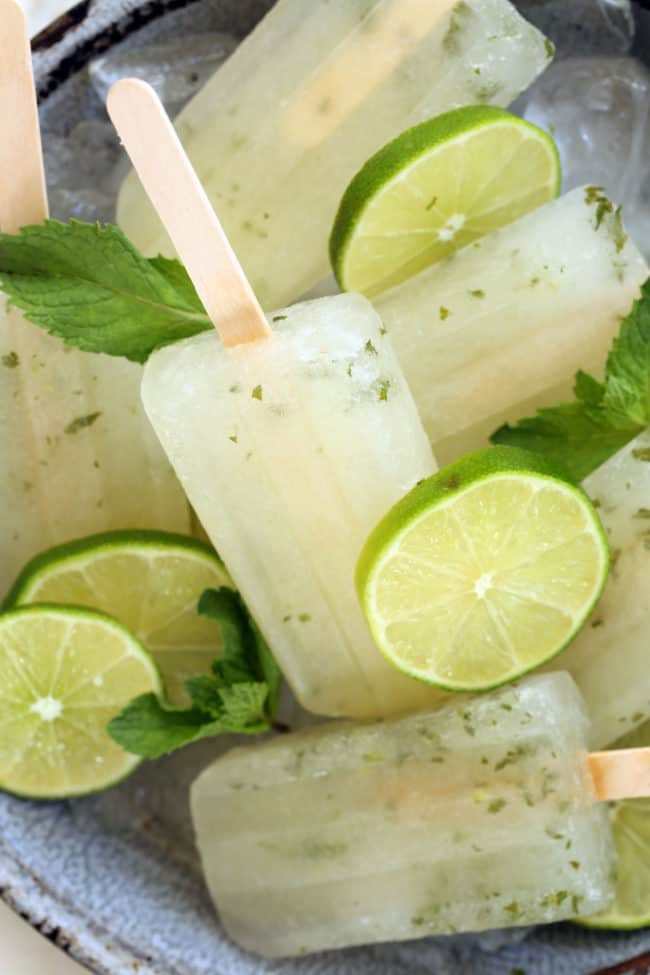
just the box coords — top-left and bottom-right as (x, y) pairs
(108, 588), (282, 758)
(492, 279), (650, 482)
(0, 221), (211, 363)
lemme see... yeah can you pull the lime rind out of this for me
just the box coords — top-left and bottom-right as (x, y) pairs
(577, 798), (650, 931)
(330, 106), (561, 296)
(4, 530), (233, 707)
(357, 447), (609, 693)
(3, 529), (227, 609)
(0, 604), (161, 800)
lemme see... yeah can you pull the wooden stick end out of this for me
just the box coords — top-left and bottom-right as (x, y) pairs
(588, 748), (650, 802)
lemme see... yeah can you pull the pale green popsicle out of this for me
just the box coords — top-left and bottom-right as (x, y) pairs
(192, 672), (615, 957)
(552, 430), (650, 748)
(142, 292), (441, 719)
(0, 300), (191, 598)
(118, 0), (553, 308)
(374, 187), (648, 463)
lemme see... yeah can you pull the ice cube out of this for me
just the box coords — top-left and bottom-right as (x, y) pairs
(524, 56), (650, 256)
(66, 121), (122, 182)
(514, 0), (635, 57)
(89, 34), (238, 115)
(42, 121), (124, 222)
(48, 187), (115, 223)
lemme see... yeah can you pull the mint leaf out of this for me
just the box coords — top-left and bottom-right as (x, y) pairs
(0, 221), (211, 362)
(108, 587), (283, 758)
(492, 404), (635, 483)
(602, 282), (650, 425)
(107, 695), (226, 759)
(573, 370), (605, 408)
(183, 674), (224, 717)
(218, 682), (270, 730)
(250, 615), (282, 719)
(199, 588), (281, 695)
(492, 279), (650, 481)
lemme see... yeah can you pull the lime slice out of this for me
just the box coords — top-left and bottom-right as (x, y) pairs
(0, 605), (160, 798)
(4, 531), (233, 706)
(330, 106), (561, 297)
(579, 720), (650, 930)
(357, 447), (608, 693)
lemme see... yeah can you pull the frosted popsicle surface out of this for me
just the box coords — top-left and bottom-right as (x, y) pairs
(375, 187), (648, 452)
(191, 672), (615, 957)
(118, 0), (552, 308)
(0, 301), (190, 598)
(553, 430), (650, 748)
(143, 293), (440, 718)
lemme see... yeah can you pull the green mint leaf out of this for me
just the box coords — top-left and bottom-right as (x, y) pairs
(601, 278), (650, 426)
(573, 370), (605, 407)
(107, 693), (225, 759)
(184, 674), (225, 717)
(108, 587), (284, 758)
(249, 616), (282, 718)
(492, 403), (635, 483)
(492, 279), (650, 481)
(0, 220), (211, 363)
(197, 587), (250, 684)
(198, 587), (282, 711)
(218, 682), (270, 731)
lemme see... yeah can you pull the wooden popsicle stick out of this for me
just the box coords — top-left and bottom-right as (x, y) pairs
(588, 748), (650, 802)
(0, 0), (49, 231)
(107, 79), (271, 348)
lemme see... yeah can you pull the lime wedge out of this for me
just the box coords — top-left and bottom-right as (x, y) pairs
(4, 531), (233, 706)
(579, 720), (650, 930)
(0, 605), (160, 798)
(330, 106), (561, 297)
(356, 447), (608, 693)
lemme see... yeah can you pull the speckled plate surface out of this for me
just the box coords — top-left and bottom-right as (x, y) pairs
(1, 2), (649, 973)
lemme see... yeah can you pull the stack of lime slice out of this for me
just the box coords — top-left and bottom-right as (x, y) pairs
(0, 531), (231, 798)
(5, 531), (232, 705)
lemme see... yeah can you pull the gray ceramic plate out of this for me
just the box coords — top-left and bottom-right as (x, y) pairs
(1, 2), (649, 973)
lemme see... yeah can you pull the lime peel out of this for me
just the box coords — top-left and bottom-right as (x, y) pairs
(0, 604), (161, 800)
(4, 530), (233, 706)
(331, 105), (561, 296)
(357, 447), (609, 693)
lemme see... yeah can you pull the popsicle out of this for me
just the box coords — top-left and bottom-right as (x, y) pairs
(108, 80), (442, 719)
(191, 672), (621, 957)
(117, 0), (553, 309)
(374, 187), (648, 464)
(0, 1), (190, 598)
(547, 429), (650, 748)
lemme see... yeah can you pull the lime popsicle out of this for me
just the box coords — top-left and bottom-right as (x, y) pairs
(192, 672), (615, 957)
(110, 80), (442, 719)
(117, 0), (553, 308)
(0, 2), (189, 598)
(552, 430), (650, 748)
(374, 188), (648, 459)
(143, 294), (441, 717)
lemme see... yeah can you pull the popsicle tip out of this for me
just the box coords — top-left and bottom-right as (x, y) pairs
(107, 77), (158, 114)
(0, 0), (28, 31)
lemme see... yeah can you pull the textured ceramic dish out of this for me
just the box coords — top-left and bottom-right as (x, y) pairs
(0, 2), (648, 973)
